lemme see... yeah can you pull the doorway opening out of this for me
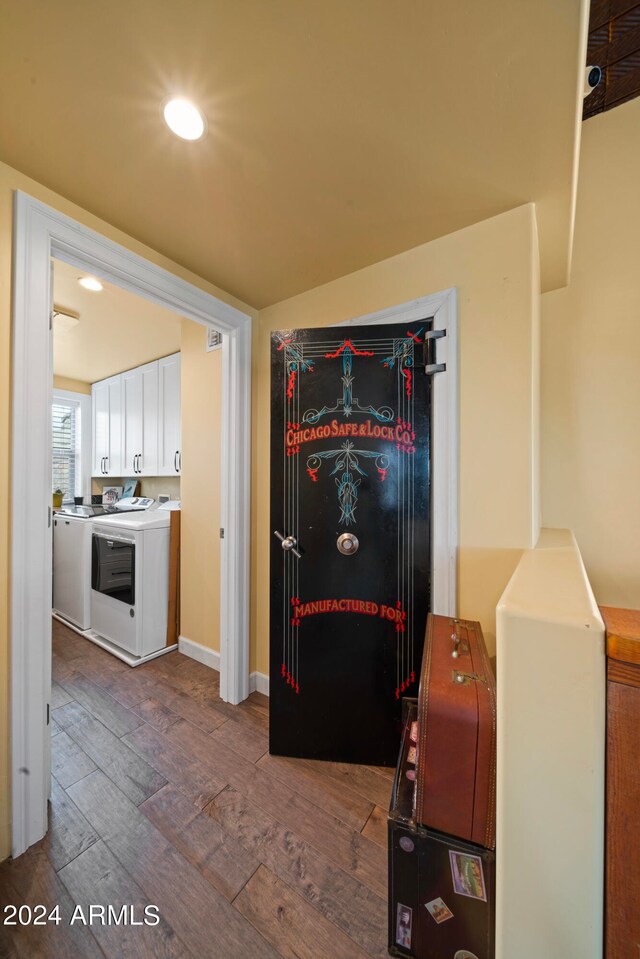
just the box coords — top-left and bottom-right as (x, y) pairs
(11, 193), (252, 857)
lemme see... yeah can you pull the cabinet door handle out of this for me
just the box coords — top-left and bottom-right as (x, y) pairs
(174, 450), (179, 472)
(138, 453), (142, 474)
(178, 451), (181, 472)
(102, 456), (106, 474)
(105, 456), (109, 474)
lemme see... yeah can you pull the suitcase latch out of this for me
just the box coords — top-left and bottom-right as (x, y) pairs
(452, 669), (486, 686)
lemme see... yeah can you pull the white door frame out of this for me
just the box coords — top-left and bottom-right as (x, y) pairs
(11, 192), (252, 858)
(338, 288), (458, 616)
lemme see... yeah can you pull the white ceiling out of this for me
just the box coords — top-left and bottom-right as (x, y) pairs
(53, 258), (184, 383)
(1, 1), (587, 306)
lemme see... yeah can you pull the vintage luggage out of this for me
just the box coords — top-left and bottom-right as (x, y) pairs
(414, 615), (496, 848)
(388, 700), (496, 959)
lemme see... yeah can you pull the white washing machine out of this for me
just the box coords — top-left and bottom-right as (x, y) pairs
(52, 497), (158, 632)
(90, 502), (179, 662)
(53, 512), (92, 629)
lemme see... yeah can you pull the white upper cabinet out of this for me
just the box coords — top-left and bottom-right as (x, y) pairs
(92, 354), (179, 478)
(92, 374), (122, 476)
(157, 353), (181, 475)
(122, 360), (159, 477)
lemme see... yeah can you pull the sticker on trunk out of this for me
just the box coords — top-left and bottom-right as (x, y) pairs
(425, 897), (453, 924)
(395, 903), (412, 948)
(449, 850), (487, 901)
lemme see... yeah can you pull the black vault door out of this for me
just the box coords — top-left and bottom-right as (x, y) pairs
(270, 322), (431, 765)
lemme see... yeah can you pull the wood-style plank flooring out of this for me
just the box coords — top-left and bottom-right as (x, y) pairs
(0, 620), (393, 958)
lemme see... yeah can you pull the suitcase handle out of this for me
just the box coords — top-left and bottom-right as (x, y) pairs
(451, 629), (469, 658)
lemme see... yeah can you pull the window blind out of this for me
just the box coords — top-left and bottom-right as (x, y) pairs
(52, 400), (80, 503)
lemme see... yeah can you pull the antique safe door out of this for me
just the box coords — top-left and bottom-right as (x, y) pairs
(270, 322), (433, 765)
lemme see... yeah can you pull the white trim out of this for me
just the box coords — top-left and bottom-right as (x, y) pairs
(336, 289), (454, 329)
(179, 634), (269, 697)
(219, 322), (252, 705)
(178, 635), (221, 671)
(336, 289), (458, 617)
(250, 671), (270, 697)
(52, 388), (91, 505)
(11, 192), (252, 858)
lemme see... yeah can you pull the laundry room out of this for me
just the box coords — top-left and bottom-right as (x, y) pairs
(51, 257), (223, 667)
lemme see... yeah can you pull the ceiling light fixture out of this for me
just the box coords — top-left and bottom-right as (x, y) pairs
(78, 276), (103, 292)
(163, 97), (206, 140)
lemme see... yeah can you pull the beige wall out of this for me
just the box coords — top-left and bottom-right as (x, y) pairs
(1, 163), (542, 861)
(253, 203), (541, 675)
(542, 97), (640, 609)
(179, 321), (222, 653)
(0, 159), (254, 861)
(52, 375), (91, 395)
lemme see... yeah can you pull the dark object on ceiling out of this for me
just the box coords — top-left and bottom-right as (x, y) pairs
(584, 0), (640, 119)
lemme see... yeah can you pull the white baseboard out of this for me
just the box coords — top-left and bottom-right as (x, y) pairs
(178, 635), (220, 671)
(179, 634), (269, 697)
(250, 671), (270, 697)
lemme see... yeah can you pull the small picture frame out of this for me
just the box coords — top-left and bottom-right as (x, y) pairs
(102, 485), (123, 506)
(123, 478), (140, 499)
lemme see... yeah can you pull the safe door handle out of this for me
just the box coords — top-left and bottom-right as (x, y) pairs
(274, 530), (302, 559)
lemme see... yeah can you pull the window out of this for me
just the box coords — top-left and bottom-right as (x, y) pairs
(52, 397), (81, 503)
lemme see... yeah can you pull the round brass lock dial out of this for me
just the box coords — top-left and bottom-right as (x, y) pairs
(337, 533), (359, 555)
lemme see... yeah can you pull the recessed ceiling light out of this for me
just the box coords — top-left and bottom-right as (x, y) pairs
(78, 276), (103, 292)
(163, 97), (206, 141)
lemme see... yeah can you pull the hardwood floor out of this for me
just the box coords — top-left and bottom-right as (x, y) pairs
(0, 620), (393, 959)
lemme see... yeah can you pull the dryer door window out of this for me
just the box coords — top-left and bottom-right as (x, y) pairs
(92, 534), (135, 606)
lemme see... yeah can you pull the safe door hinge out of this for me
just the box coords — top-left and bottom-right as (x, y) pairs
(420, 327), (446, 375)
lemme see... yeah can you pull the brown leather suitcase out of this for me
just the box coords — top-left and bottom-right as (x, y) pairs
(414, 614), (496, 849)
(388, 699), (495, 959)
